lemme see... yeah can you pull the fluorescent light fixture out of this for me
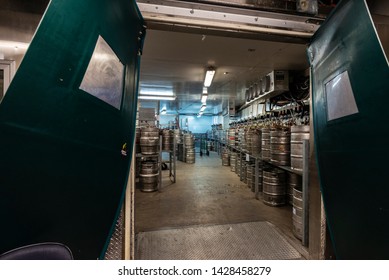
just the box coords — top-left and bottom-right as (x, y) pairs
(139, 95), (176, 100)
(139, 91), (174, 96)
(204, 68), (215, 87)
(201, 87), (208, 103)
(200, 104), (206, 112)
(0, 40), (29, 50)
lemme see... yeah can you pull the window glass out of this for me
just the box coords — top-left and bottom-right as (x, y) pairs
(80, 36), (124, 109)
(325, 71), (359, 121)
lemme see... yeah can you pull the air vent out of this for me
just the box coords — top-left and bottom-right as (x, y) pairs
(262, 75), (271, 93)
(254, 83), (259, 98)
(267, 70), (289, 93)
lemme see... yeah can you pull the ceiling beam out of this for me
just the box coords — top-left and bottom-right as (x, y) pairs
(137, 0), (322, 41)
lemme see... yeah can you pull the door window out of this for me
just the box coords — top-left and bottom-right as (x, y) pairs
(80, 36), (124, 109)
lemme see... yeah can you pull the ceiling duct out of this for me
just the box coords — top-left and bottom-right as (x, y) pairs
(244, 70), (289, 105)
(137, 0), (321, 42)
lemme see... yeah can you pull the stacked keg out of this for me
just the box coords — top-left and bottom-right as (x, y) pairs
(220, 130), (227, 144)
(255, 161), (264, 198)
(236, 156), (241, 177)
(247, 126), (261, 157)
(174, 129), (182, 145)
(228, 128), (236, 146)
(246, 163), (255, 190)
(140, 127), (159, 155)
(270, 127), (290, 166)
(262, 167), (286, 206)
(221, 149), (230, 166)
(139, 127), (160, 192)
(246, 163), (255, 192)
(261, 127), (271, 160)
(135, 128), (142, 182)
(291, 125), (310, 171)
(287, 173), (302, 205)
(241, 160), (247, 183)
(235, 127), (240, 148)
(162, 129), (174, 151)
(230, 152), (237, 172)
(139, 160), (159, 192)
(238, 127), (247, 153)
(184, 134), (195, 164)
(293, 185), (303, 240)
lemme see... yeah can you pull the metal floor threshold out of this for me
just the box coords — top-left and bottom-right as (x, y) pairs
(135, 221), (302, 260)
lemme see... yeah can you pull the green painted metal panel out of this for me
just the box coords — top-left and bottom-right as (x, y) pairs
(0, 0), (145, 259)
(308, 0), (389, 259)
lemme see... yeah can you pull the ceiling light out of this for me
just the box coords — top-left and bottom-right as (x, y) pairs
(139, 91), (174, 96)
(204, 68), (215, 87)
(139, 95), (176, 100)
(201, 87), (208, 103)
(0, 40), (29, 50)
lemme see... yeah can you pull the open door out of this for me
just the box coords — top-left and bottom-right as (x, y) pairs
(0, 60), (16, 101)
(308, 0), (389, 259)
(0, 0), (145, 259)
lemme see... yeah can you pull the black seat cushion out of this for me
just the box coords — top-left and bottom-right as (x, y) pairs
(0, 243), (73, 260)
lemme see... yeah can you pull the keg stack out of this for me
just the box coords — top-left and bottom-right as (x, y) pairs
(139, 161), (159, 192)
(230, 152), (237, 172)
(221, 149), (230, 166)
(246, 161), (257, 192)
(238, 127), (247, 153)
(174, 129), (183, 161)
(139, 127), (160, 192)
(291, 125), (310, 171)
(135, 128), (142, 181)
(241, 159), (247, 183)
(287, 173), (302, 205)
(293, 185), (303, 240)
(235, 127), (240, 149)
(174, 129), (182, 145)
(270, 127), (291, 166)
(228, 128), (236, 146)
(246, 126), (261, 158)
(140, 127), (160, 155)
(236, 156), (241, 177)
(161, 129), (174, 151)
(262, 167), (286, 206)
(261, 127), (271, 160)
(255, 161), (264, 199)
(184, 134), (195, 164)
(246, 164), (254, 190)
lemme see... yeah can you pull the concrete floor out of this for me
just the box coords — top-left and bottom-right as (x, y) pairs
(135, 152), (308, 259)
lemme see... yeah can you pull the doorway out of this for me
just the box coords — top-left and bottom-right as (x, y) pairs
(0, 60), (16, 101)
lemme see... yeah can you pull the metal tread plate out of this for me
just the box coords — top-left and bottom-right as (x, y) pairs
(136, 221), (301, 260)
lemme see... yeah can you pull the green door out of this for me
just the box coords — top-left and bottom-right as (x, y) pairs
(0, 0), (145, 259)
(308, 0), (389, 259)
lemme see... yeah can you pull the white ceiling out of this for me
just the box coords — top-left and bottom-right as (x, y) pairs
(140, 29), (309, 115)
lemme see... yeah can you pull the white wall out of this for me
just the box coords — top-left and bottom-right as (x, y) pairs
(179, 115), (212, 133)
